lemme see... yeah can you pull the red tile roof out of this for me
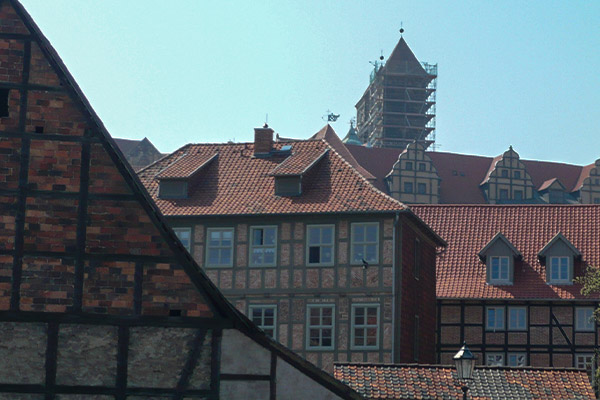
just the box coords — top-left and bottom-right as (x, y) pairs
(138, 139), (408, 216)
(334, 363), (596, 400)
(344, 146), (595, 203)
(410, 205), (600, 299)
(269, 148), (328, 176)
(156, 152), (217, 179)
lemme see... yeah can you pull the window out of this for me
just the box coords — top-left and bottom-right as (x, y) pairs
(507, 352), (527, 367)
(351, 304), (379, 349)
(206, 228), (234, 267)
(250, 226), (277, 266)
(414, 315), (419, 362)
(414, 238), (421, 279)
(549, 256), (570, 284)
(499, 189), (509, 200)
(351, 223), (379, 264)
(404, 182), (413, 193)
(405, 161), (413, 170)
(576, 307), (595, 332)
(0, 88), (8, 117)
(418, 163), (426, 171)
(486, 306), (505, 331)
(576, 354), (595, 376)
(595, 198), (600, 204)
(514, 190), (523, 201)
(275, 176), (301, 196)
(508, 307), (526, 330)
(249, 305), (276, 338)
(486, 353), (504, 366)
(307, 305), (334, 350)
(307, 225), (334, 266)
(501, 169), (508, 178)
(173, 227), (192, 251)
(514, 171), (521, 179)
(417, 183), (427, 194)
(159, 180), (188, 199)
(490, 256), (510, 284)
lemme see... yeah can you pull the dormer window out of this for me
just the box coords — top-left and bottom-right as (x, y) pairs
(479, 233), (521, 286)
(490, 256), (510, 283)
(275, 176), (301, 196)
(159, 180), (188, 199)
(538, 232), (580, 285)
(549, 256), (570, 283)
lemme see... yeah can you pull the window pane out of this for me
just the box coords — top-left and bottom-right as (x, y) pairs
(354, 225), (365, 242)
(309, 246), (320, 263)
(366, 225), (377, 242)
(208, 249), (220, 264)
(365, 245), (377, 262)
(322, 227), (333, 244)
(222, 230), (233, 240)
(321, 247), (332, 263)
(220, 249), (231, 265)
(252, 229), (263, 245)
(308, 228), (319, 245)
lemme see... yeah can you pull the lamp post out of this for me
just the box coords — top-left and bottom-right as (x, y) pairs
(453, 341), (476, 400)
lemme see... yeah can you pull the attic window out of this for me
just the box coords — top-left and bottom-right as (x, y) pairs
(159, 180), (188, 199)
(0, 88), (9, 117)
(275, 176), (301, 196)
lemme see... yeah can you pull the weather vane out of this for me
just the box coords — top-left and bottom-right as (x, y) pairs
(322, 110), (339, 122)
(400, 21), (404, 35)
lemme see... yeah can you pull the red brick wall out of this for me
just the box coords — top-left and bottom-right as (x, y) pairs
(399, 219), (437, 363)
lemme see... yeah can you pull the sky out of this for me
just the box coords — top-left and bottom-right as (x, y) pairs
(19, 1), (600, 165)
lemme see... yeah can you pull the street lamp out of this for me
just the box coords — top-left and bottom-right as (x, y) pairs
(453, 341), (476, 400)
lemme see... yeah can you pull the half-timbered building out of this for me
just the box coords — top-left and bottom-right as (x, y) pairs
(138, 125), (446, 372)
(0, 1), (364, 398)
(411, 205), (600, 375)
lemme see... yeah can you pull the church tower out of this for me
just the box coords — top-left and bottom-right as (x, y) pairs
(355, 35), (437, 149)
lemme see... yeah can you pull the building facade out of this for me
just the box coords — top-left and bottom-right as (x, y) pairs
(411, 205), (600, 375)
(355, 37), (437, 149)
(138, 126), (446, 371)
(0, 1), (364, 398)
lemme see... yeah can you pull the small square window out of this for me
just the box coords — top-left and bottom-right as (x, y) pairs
(250, 305), (277, 338)
(514, 190), (523, 201)
(501, 169), (508, 178)
(417, 183), (426, 194)
(307, 225), (335, 266)
(250, 226), (277, 267)
(351, 223), (379, 264)
(486, 352), (504, 366)
(594, 198), (600, 204)
(418, 163), (426, 172)
(489, 256), (510, 284)
(508, 307), (526, 330)
(576, 354), (595, 377)
(548, 256), (570, 284)
(576, 307), (595, 332)
(173, 227), (192, 252)
(405, 162), (413, 171)
(499, 189), (509, 200)
(307, 305), (335, 350)
(404, 182), (413, 193)
(507, 352), (527, 366)
(351, 304), (379, 349)
(514, 171), (521, 179)
(486, 306), (505, 331)
(206, 228), (234, 267)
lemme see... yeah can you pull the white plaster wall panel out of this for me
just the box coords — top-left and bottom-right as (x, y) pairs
(220, 329), (271, 375)
(276, 359), (343, 400)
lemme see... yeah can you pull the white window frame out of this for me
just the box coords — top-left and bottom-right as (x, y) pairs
(205, 227), (234, 267)
(548, 256), (571, 284)
(306, 304), (335, 350)
(576, 307), (596, 332)
(508, 306), (527, 331)
(486, 306), (505, 331)
(249, 305), (277, 339)
(306, 224), (335, 266)
(249, 226), (277, 267)
(489, 256), (510, 284)
(351, 304), (380, 350)
(486, 352), (505, 366)
(173, 227), (192, 251)
(507, 352), (527, 367)
(576, 353), (595, 377)
(351, 222), (379, 265)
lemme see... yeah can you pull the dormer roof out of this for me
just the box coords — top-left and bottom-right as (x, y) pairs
(478, 232), (522, 262)
(538, 177), (566, 192)
(156, 152), (218, 180)
(269, 148), (328, 177)
(538, 232), (581, 262)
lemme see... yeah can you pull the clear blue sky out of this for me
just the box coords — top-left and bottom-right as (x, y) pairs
(20, 1), (600, 165)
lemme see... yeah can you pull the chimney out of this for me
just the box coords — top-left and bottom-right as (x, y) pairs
(254, 124), (274, 156)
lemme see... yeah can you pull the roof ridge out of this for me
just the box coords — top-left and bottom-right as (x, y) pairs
(410, 204), (600, 208)
(334, 362), (589, 372)
(322, 139), (407, 211)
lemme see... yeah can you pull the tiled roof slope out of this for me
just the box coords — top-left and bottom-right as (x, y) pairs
(345, 146), (594, 203)
(334, 363), (595, 400)
(157, 152), (218, 179)
(269, 148), (328, 176)
(138, 139), (407, 216)
(410, 205), (600, 299)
